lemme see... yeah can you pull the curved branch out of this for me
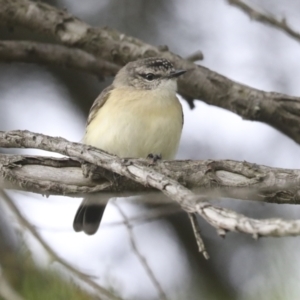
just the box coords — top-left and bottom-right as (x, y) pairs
(1, 0), (300, 143)
(228, 0), (300, 43)
(1, 130), (300, 240)
(0, 40), (120, 78)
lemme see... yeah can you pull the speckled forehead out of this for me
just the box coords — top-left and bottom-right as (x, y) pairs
(144, 58), (175, 71)
(128, 58), (175, 74)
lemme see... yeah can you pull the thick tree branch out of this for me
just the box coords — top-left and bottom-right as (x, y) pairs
(1, 151), (300, 205)
(227, 0), (300, 43)
(1, 0), (300, 143)
(1, 130), (300, 241)
(0, 40), (120, 78)
(0, 154), (113, 196)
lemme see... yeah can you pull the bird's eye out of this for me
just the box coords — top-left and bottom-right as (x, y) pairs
(145, 73), (155, 81)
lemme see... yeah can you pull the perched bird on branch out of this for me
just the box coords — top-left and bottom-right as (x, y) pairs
(73, 57), (186, 235)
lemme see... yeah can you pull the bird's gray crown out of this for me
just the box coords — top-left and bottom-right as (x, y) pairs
(134, 57), (175, 72)
(114, 57), (185, 90)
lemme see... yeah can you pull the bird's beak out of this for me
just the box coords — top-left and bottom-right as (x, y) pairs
(168, 69), (186, 78)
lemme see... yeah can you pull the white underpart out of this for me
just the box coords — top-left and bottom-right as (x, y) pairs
(84, 81), (182, 159)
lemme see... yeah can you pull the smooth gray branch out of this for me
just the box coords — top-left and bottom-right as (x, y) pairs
(1, 130), (300, 240)
(1, 0), (300, 143)
(228, 0), (300, 43)
(0, 40), (120, 78)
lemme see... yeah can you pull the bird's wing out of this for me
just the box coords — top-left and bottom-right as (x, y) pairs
(86, 84), (114, 127)
(75, 85), (114, 235)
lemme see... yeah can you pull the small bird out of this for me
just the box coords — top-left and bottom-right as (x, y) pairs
(73, 57), (186, 235)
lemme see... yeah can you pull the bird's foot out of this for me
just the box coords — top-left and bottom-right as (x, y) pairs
(147, 153), (162, 165)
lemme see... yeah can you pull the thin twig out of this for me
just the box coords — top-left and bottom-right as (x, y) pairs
(103, 204), (181, 228)
(185, 50), (204, 62)
(188, 213), (209, 260)
(31, 205), (180, 234)
(227, 0), (300, 43)
(0, 190), (121, 300)
(113, 202), (168, 300)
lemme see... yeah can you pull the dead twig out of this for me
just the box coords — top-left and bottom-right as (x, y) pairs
(188, 213), (209, 259)
(113, 201), (168, 300)
(228, 0), (300, 43)
(0, 190), (121, 300)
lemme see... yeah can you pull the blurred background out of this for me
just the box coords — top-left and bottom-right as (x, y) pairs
(1, 0), (300, 299)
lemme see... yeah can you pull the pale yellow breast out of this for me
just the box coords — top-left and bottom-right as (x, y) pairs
(84, 88), (183, 159)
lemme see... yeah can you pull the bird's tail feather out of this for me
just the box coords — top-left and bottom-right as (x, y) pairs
(73, 195), (110, 235)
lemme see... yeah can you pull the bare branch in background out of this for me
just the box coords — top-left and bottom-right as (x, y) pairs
(1, 130), (300, 257)
(0, 40), (120, 79)
(0, 190), (121, 300)
(113, 202), (168, 300)
(1, 0), (300, 144)
(185, 50), (204, 62)
(227, 0), (300, 43)
(103, 204), (181, 228)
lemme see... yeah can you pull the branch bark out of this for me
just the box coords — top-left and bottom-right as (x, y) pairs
(1, 130), (300, 240)
(0, 40), (120, 78)
(227, 0), (300, 43)
(1, 0), (300, 144)
(1, 151), (300, 205)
